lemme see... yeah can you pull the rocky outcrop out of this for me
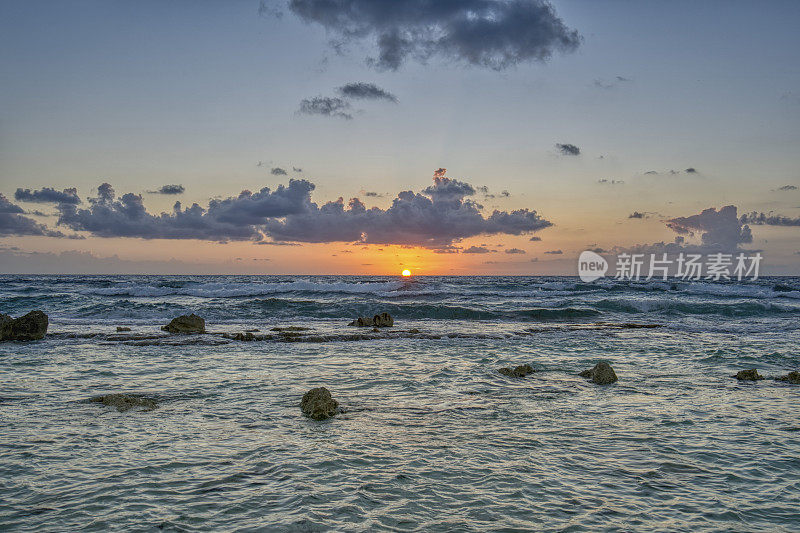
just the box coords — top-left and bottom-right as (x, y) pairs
(373, 312), (394, 327)
(775, 371), (800, 384)
(499, 364), (535, 378)
(734, 369), (763, 381)
(0, 311), (48, 341)
(89, 394), (158, 412)
(301, 387), (339, 420)
(271, 326), (309, 332)
(579, 361), (618, 384)
(161, 313), (205, 334)
(349, 312), (394, 327)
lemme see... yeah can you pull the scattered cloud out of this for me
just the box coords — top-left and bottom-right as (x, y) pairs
(463, 245), (493, 254)
(505, 248), (526, 254)
(593, 75), (631, 89)
(148, 184), (185, 195)
(298, 96), (352, 119)
(278, 0), (581, 71)
(777, 185), (797, 191)
(362, 191), (383, 197)
(544, 249), (563, 254)
(597, 179), (624, 185)
(271, 167), (288, 176)
(629, 211), (646, 219)
(529, 236), (542, 241)
(740, 212), (800, 227)
(0, 194), (72, 238)
(556, 143), (580, 156)
(685, 167), (697, 174)
(293, 167), (303, 173)
(337, 82), (398, 102)
(15, 187), (81, 205)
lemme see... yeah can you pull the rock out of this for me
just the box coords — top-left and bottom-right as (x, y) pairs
(498, 364), (535, 378)
(161, 313), (205, 334)
(372, 327), (380, 332)
(775, 371), (800, 384)
(373, 312), (394, 327)
(579, 361), (618, 384)
(0, 311), (48, 341)
(89, 394), (157, 412)
(408, 328), (421, 334)
(301, 387), (339, 420)
(349, 316), (374, 327)
(116, 326), (131, 332)
(270, 326), (309, 332)
(734, 369), (763, 381)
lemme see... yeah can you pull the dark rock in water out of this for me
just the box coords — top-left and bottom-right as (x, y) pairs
(349, 316), (374, 327)
(90, 394), (158, 412)
(373, 312), (394, 327)
(579, 361), (618, 384)
(372, 327), (380, 332)
(116, 326), (131, 332)
(775, 371), (800, 384)
(245, 328), (260, 333)
(161, 313), (205, 334)
(408, 328), (421, 334)
(734, 369), (763, 381)
(301, 387), (339, 420)
(498, 364), (535, 378)
(271, 326), (309, 332)
(0, 310), (48, 341)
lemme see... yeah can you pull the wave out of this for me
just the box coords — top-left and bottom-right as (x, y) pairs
(84, 280), (407, 298)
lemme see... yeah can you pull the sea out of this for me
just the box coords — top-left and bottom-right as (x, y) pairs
(1, 275), (799, 531)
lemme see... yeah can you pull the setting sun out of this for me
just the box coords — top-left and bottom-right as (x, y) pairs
(401, 269), (412, 277)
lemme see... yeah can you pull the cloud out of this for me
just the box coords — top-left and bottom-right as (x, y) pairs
(740, 212), (800, 227)
(666, 205), (752, 250)
(362, 191), (382, 197)
(14, 187), (81, 205)
(149, 184), (185, 195)
(281, 0), (581, 71)
(778, 185), (797, 191)
(271, 167), (288, 176)
(529, 236), (541, 241)
(298, 96), (352, 119)
(337, 82), (398, 102)
(0, 194), (70, 238)
(54, 180), (315, 242)
(593, 75), (631, 89)
(544, 249), (563, 254)
(505, 248), (526, 254)
(556, 143), (580, 156)
(629, 211), (646, 219)
(597, 179), (624, 185)
(685, 167), (697, 174)
(293, 167), (303, 173)
(264, 172), (551, 248)
(643, 170), (658, 175)
(463, 245), (493, 254)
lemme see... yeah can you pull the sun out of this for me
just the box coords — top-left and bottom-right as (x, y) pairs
(401, 269), (412, 277)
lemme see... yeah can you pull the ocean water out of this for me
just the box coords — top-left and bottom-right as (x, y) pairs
(1, 275), (799, 531)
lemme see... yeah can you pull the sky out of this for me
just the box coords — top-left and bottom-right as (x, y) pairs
(1, 0), (799, 275)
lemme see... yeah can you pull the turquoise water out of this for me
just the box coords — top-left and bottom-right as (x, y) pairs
(1, 275), (799, 531)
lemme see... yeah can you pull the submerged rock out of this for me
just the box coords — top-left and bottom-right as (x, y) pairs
(116, 326), (131, 332)
(349, 316), (374, 327)
(579, 361), (618, 384)
(89, 394), (158, 412)
(301, 387), (339, 420)
(373, 312), (394, 327)
(734, 369), (764, 381)
(161, 313), (205, 334)
(498, 364), (535, 378)
(270, 326), (309, 332)
(775, 371), (800, 384)
(0, 310), (48, 341)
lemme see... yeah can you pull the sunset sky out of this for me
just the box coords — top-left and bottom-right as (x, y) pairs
(1, 0), (799, 275)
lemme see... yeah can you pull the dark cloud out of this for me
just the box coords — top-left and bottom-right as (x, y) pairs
(337, 82), (398, 102)
(264, 172), (551, 248)
(544, 249), (562, 254)
(740, 212), (800, 227)
(298, 96), (352, 119)
(666, 205), (752, 250)
(505, 248), (526, 254)
(363, 191), (382, 197)
(555, 143), (580, 156)
(15, 187), (81, 205)
(0, 194), (69, 238)
(529, 236), (542, 241)
(643, 170), (658, 175)
(55, 180), (315, 242)
(293, 167), (304, 173)
(593, 76), (631, 89)
(778, 185), (797, 191)
(597, 179), (624, 185)
(685, 167), (697, 174)
(149, 184), (185, 195)
(628, 211), (646, 219)
(463, 245), (493, 254)
(271, 167), (288, 176)
(282, 0), (581, 71)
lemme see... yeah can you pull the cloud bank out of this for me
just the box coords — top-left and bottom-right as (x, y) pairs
(15, 187), (81, 205)
(282, 0), (581, 70)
